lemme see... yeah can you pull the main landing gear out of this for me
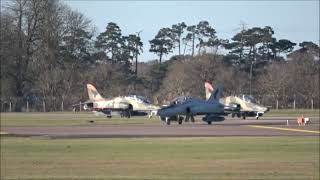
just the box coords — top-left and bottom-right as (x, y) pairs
(165, 117), (170, 125)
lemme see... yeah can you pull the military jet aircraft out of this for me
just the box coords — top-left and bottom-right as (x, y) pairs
(76, 84), (159, 118)
(205, 82), (269, 119)
(157, 84), (226, 125)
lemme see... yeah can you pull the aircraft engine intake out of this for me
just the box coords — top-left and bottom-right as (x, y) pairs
(114, 102), (130, 110)
(224, 103), (240, 113)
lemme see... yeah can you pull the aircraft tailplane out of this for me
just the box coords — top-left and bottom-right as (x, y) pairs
(87, 84), (104, 101)
(204, 82), (214, 100)
(207, 83), (222, 103)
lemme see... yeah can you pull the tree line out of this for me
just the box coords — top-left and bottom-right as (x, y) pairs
(1, 0), (319, 112)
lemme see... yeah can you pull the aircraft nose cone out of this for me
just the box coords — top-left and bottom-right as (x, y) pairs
(157, 108), (166, 116)
(259, 107), (269, 113)
(158, 106), (174, 117)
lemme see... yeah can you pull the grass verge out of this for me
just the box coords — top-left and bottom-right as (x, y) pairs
(0, 112), (158, 126)
(266, 109), (319, 117)
(1, 136), (319, 180)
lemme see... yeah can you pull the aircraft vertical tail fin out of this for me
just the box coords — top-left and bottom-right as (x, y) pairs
(87, 84), (104, 101)
(207, 83), (222, 103)
(205, 82), (214, 100)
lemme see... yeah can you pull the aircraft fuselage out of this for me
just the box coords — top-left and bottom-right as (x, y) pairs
(158, 99), (224, 117)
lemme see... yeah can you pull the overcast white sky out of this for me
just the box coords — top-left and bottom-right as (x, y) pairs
(64, 1), (319, 61)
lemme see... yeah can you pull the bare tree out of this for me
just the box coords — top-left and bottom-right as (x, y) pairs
(257, 62), (290, 108)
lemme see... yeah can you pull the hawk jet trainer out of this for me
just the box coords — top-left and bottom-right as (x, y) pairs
(75, 84), (159, 118)
(157, 84), (226, 125)
(205, 82), (269, 119)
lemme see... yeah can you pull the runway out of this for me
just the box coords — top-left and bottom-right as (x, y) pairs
(1, 116), (319, 138)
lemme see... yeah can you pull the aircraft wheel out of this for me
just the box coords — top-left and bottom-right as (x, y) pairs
(237, 113), (241, 118)
(207, 121), (212, 125)
(191, 116), (195, 123)
(177, 115), (182, 124)
(123, 111), (130, 118)
(242, 116), (246, 119)
(125, 105), (133, 119)
(256, 116), (259, 120)
(165, 117), (170, 125)
(231, 113), (235, 118)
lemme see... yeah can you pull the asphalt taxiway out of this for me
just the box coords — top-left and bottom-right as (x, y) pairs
(1, 116), (319, 138)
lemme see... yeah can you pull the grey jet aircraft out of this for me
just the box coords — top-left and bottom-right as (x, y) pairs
(157, 84), (226, 125)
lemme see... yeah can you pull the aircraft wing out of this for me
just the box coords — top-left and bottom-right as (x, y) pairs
(71, 100), (93, 107)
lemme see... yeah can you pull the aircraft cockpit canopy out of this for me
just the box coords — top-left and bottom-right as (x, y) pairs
(127, 95), (151, 104)
(240, 94), (257, 104)
(169, 96), (193, 106)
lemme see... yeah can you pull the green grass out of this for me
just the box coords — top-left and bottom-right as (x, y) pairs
(1, 136), (319, 180)
(0, 112), (158, 126)
(266, 109), (319, 117)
